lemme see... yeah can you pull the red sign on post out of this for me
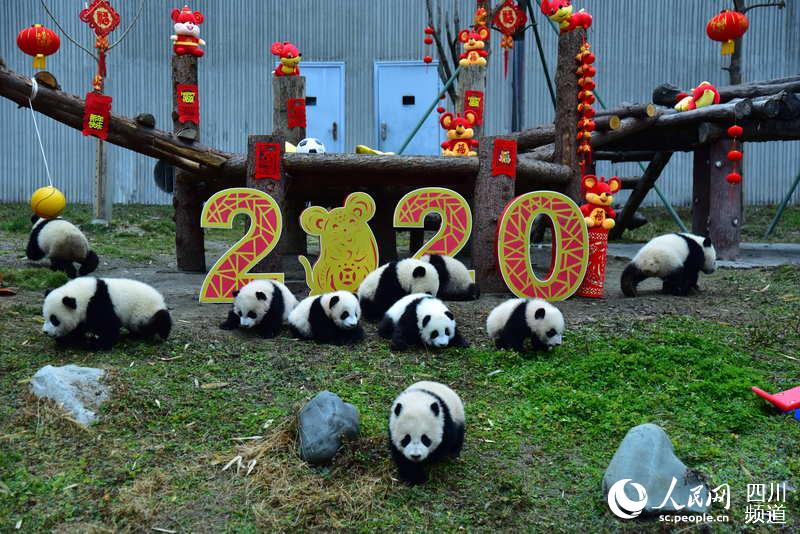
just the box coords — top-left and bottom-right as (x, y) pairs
(82, 92), (112, 140)
(464, 90), (485, 125)
(254, 142), (282, 181)
(176, 84), (200, 124)
(287, 98), (307, 129)
(492, 139), (517, 179)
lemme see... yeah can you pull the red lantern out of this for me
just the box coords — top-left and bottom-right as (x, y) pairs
(728, 125), (744, 137)
(17, 24), (60, 70)
(423, 55), (433, 64)
(727, 150), (743, 162)
(424, 36), (433, 45)
(706, 10), (749, 56)
(726, 172), (742, 184)
(424, 26), (435, 34)
(436, 106), (445, 114)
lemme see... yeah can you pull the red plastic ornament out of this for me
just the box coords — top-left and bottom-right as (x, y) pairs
(17, 24), (60, 70)
(423, 55), (433, 64)
(579, 78), (596, 91)
(707, 10), (749, 56)
(424, 36), (433, 45)
(424, 26), (435, 34)
(726, 172), (742, 184)
(727, 150), (743, 162)
(436, 106), (446, 114)
(727, 125), (743, 137)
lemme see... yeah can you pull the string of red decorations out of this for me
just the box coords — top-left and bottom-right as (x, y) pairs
(79, 0), (121, 92)
(16, 24), (60, 70)
(575, 40), (596, 172)
(493, 0), (527, 78)
(423, 25), (434, 64)
(726, 125), (744, 184)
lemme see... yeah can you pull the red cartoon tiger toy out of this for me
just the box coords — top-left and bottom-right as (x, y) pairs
(580, 175), (621, 230)
(440, 111), (479, 157)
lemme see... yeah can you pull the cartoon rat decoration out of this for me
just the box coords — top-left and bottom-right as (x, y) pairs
(580, 175), (621, 230)
(271, 41), (301, 77)
(458, 27), (489, 67)
(440, 111), (479, 157)
(675, 81), (720, 112)
(540, 0), (592, 33)
(170, 5), (205, 57)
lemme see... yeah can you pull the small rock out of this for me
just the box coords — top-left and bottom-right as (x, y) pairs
(297, 391), (359, 464)
(603, 423), (709, 517)
(30, 365), (109, 426)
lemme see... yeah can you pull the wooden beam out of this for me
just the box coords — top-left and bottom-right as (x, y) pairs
(692, 141), (741, 259)
(653, 77), (800, 106)
(552, 29), (583, 202)
(246, 134), (287, 273)
(609, 152), (673, 239)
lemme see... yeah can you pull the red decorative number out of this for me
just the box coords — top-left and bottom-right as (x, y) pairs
(394, 187), (473, 258)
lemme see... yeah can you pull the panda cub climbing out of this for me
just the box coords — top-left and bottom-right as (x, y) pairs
(42, 277), (171, 349)
(486, 298), (564, 352)
(357, 258), (439, 321)
(389, 381), (465, 485)
(621, 233), (717, 297)
(219, 280), (297, 338)
(27, 216), (99, 278)
(421, 254), (479, 301)
(288, 291), (363, 345)
(378, 293), (469, 350)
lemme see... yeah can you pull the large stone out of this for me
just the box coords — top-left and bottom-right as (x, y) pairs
(297, 391), (360, 464)
(30, 365), (109, 426)
(603, 423), (709, 517)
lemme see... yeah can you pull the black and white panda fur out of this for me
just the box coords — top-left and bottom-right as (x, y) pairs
(389, 380), (465, 485)
(27, 216), (99, 278)
(378, 293), (469, 350)
(621, 233), (717, 297)
(357, 259), (439, 321)
(219, 279), (298, 338)
(421, 254), (479, 301)
(288, 291), (364, 345)
(42, 277), (171, 349)
(486, 298), (565, 352)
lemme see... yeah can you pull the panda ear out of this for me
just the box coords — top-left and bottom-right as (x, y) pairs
(329, 295), (340, 308)
(255, 291), (267, 301)
(44, 288), (52, 297)
(394, 403), (402, 416)
(412, 266), (427, 278)
(232, 290), (240, 297)
(535, 307), (546, 320)
(430, 402), (440, 416)
(422, 315), (431, 327)
(703, 237), (712, 247)
(445, 311), (454, 320)
(31, 214), (39, 224)
(62, 296), (77, 310)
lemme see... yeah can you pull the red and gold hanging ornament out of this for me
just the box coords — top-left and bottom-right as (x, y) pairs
(82, 91), (112, 140)
(706, 10), (749, 56)
(17, 24), (60, 70)
(493, 0), (527, 78)
(540, 0), (592, 34)
(79, 0), (120, 92)
(726, 125), (744, 184)
(575, 40), (596, 170)
(474, 6), (490, 40)
(423, 26), (434, 64)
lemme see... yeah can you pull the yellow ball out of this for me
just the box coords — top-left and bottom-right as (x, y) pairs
(30, 186), (67, 219)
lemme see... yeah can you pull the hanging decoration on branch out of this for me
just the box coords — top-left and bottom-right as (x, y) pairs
(540, 0), (592, 34)
(82, 91), (112, 140)
(170, 5), (206, 57)
(17, 24), (60, 71)
(423, 25), (434, 64)
(575, 40), (596, 171)
(79, 0), (120, 92)
(493, 0), (527, 78)
(726, 125), (744, 184)
(706, 10), (749, 56)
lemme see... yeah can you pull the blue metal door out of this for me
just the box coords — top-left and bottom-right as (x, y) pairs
(374, 61), (442, 155)
(300, 62), (345, 153)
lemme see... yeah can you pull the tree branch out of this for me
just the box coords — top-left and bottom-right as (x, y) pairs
(742, 1), (785, 13)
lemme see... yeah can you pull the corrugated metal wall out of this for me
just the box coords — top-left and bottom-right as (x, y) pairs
(2, 0), (799, 206)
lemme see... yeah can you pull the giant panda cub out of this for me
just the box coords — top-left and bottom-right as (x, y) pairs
(42, 277), (171, 349)
(421, 254), (480, 301)
(288, 291), (364, 345)
(378, 293), (469, 350)
(27, 216), (99, 278)
(486, 298), (565, 353)
(389, 381), (465, 485)
(357, 258), (439, 321)
(219, 279), (297, 338)
(621, 233), (717, 297)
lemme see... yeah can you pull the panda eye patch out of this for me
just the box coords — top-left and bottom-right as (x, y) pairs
(547, 328), (557, 337)
(50, 314), (60, 326)
(421, 434), (432, 447)
(400, 434), (411, 447)
(445, 328), (450, 336)
(430, 330), (439, 339)
(340, 311), (349, 320)
(247, 311), (257, 319)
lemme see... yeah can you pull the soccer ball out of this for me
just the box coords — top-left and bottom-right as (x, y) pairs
(296, 137), (326, 154)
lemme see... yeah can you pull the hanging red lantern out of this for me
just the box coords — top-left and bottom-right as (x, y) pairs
(493, 0), (527, 78)
(17, 24), (60, 70)
(728, 125), (744, 137)
(423, 55), (433, 64)
(726, 172), (742, 184)
(436, 106), (446, 114)
(424, 26), (435, 35)
(706, 10), (749, 56)
(727, 150), (743, 162)
(424, 36), (433, 45)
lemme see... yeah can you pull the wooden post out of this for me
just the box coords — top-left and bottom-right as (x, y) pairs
(472, 137), (515, 293)
(172, 54), (206, 272)
(457, 66), (487, 138)
(247, 134), (287, 273)
(552, 30), (583, 202)
(374, 193), (398, 262)
(91, 139), (111, 224)
(692, 140), (741, 259)
(610, 152), (673, 239)
(272, 76), (307, 256)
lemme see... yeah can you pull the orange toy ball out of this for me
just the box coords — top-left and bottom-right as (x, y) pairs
(30, 186), (66, 218)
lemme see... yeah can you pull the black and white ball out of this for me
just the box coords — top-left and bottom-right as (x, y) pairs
(27, 216), (99, 278)
(389, 381), (465, 485)
(486, 298), (564, 352)
(357, 259), (439, 321)
(378, 293), (468, 350)
(288, 291), (363, 345)
(621, 233), (717, 297)
(296, 137), (326, 154)
(219, 279), (298, 338)
(42, 277), (171, 349)
(421, 254), (479, 301)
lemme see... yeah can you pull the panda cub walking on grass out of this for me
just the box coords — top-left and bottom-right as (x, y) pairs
(357, 258), (439, 321)
(378, 293), (469, 350)
(486, 298), (565, 353)
(620, 233), (717, 297)
(27, 216), (99, 278)
(389, 381), (465, 485)
(288, 291), (364, 345)
(219, 280), (297, 338)
(421, 254), (479, 301)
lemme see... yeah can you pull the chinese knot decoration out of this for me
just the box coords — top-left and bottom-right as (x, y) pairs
(493, 0), (527, 78)
(575, 40), (596, 170)
(79, 0), (120, 92)
(423, 26), (434, 64)
(271, 41), (302, 77)
(171, 5), (206, 57)
(16, 24), (60, 70)
(706, 10), (749, 56)
(540, 0), (592, 34)
(726, 125), (744, 184)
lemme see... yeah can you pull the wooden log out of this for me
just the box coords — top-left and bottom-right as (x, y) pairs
(692, 140), (741, 260)
(609, 152), (673, 239)
(456, 65), (487, 138)
(471, 137), (515, 293)
(750, 90), (800, 120)
(246, 134), (288, 273)
(618, 176), (641, 189)
(653, 77), (800, 106)
(596, 103), (656, 119)
(515, 125), (554, 151)
(171, 54), (206, 272)
(594, 150), (656, 162)
(654, 99), (753, 127)
(552, 29), (583, 202)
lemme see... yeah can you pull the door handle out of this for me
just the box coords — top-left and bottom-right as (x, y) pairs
(380, 122), (387, 141)
(332, 121), (338, 141)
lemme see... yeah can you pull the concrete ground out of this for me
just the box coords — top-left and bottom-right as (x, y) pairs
(608, 242), (800, 268)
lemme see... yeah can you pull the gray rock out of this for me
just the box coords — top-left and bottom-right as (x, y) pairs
(603, 423), (709, 517)
(297, 391), (360, 464)
(30, 365), (109, 426)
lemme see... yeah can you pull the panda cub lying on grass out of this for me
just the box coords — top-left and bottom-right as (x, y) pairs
(27, 216), (99, 278)
(486, 298), (565, 353)
(357, 258), (439, 321)
(219, 279), (297, 338)
(389, 381), (465, 485)
(378, 293), (469, 350)
(288, 291), (363, 345)
(42, 277), (171, 349)
(420, 254), (479, 301)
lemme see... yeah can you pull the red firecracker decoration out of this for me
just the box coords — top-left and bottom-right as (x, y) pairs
(726, 124), (744, 184)
(176, 84), (200, 124)
(575, 40), (596, 171)
(493, 0), (527, 78)
(82, 92), (112, 140)
(79, 0), (120, 92)
(17, 24), (60, 70)
(707, 10), (749, 56)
